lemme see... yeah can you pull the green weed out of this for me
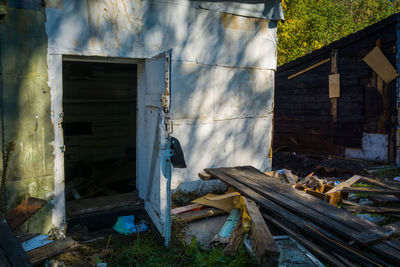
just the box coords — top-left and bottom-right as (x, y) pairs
(108, 235), (257, 267)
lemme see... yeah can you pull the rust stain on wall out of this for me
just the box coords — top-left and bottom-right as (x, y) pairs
(221, 13), (256, 32)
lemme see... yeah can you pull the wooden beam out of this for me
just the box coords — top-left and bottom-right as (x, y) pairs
(326, 176), (362, 194)
(342, 187), (400, 195)
(174, 208), (225, 223)
(288, 58), (330, 80)
(360, 177), (400, 192)
(67, 192), (143, 217)
(342, 200), (400, 213)
(331, 49), (339, 123)
(243, 197), (280, 265)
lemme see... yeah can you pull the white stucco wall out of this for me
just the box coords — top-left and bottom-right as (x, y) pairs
(45, 0), (278, 207)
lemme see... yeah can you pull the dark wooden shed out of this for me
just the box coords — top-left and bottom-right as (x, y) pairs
(274, 13), (400, 164)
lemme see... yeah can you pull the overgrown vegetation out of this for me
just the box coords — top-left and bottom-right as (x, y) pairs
(278, 0), (400, 65)
(108, 234), (257, 267)
(370, 166), (400, 180)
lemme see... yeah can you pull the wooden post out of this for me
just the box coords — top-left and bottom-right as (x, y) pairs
(330, 49), (339, 123)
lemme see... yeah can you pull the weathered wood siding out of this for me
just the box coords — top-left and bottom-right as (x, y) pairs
(274, 16), (397, 161)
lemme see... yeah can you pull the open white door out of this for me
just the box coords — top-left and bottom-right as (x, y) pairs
(137, 51), (173, 245)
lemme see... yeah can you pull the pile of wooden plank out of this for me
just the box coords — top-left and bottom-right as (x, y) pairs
(0, 197), (78, 266)
(205, 166), (400, 266)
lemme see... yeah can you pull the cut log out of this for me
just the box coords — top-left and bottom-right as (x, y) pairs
(243, 197), (280, 265)
(5, 197), (47, 230)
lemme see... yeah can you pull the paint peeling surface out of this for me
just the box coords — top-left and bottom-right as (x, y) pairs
(46, 0), (278, 69)
(45, 1), (278, 195)
(345, 133), (389, 161)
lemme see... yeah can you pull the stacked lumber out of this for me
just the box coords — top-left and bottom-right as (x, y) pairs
(205, 166), (400, 266)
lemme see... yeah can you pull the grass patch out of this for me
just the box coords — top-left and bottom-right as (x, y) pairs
(370, 166), (400, 180)
(107, 234), (257, 267)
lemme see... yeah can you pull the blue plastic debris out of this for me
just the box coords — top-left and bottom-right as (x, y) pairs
(113, 215), (148, 235)
(22, 235), (54, 252)
(211, 208), (241, 243)
(277, 169), (285, 175)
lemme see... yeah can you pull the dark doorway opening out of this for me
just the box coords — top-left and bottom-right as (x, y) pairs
(62, 59), (143, 233)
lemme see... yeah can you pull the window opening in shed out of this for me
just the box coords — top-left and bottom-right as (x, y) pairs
(62, 60), (143, 232)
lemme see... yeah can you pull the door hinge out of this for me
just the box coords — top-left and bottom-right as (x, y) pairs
(165, 118), (173, 134)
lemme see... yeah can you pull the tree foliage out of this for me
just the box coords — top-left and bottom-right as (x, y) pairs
(278, 0), (400, 65)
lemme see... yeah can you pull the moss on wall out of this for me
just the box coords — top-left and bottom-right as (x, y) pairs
(0, 6), (55, 234)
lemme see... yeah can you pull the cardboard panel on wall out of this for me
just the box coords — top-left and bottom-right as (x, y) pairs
(363, 46), (399, 84)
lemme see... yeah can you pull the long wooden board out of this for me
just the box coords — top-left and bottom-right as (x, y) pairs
(206, 168), (391, 265)
(262, 214), (346, 267)
(171, 203), (205, 215)
(223, 167), (400, 252)
(305, 223), (384, 266)
(218, 168), (375, 231)
(174, 208), (225, 223)
(343, 200), (400, 213)
(67, 192), (143, 217)
(27, 238), (77, 265)
(205, 168), (400, 263)
(326, 175), (362, 194)
(5, 197), (47, 230)
(243, 197), (280, 264)
(342, 187), (400, 195)
(360, 176), (400, 191)
(288, 58), (330, 79)
(354, 221), (400, 245)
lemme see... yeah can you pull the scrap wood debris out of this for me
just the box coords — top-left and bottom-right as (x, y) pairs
(173, 165), (400, 266)
(0, 197), (78, 266)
